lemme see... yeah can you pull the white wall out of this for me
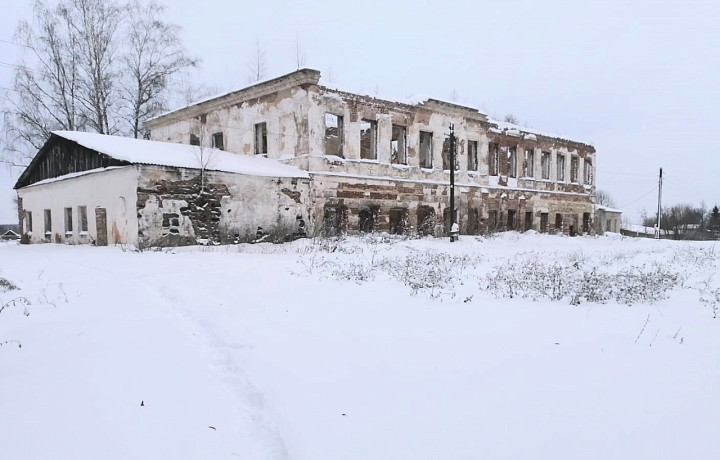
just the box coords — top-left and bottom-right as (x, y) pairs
(17, 166), (140, 245)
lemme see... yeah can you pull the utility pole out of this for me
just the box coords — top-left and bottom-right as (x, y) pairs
(449, 123), (457, 242)
(655, 167), (663, 239)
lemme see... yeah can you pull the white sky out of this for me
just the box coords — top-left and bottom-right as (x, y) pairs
(1, 0), (719, 224)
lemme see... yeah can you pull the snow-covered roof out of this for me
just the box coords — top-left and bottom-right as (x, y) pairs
(595, 204), (623, 213)
(52, 131), (309, 178)
(488, 119), (590, 145)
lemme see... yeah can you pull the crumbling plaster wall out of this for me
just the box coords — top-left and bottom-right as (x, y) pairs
(305, 87), (595, 194)
(136, 166), (310, 246)
(149, 86), (311, 163)
(17, 166), (140, 245)
(311, 172), (593, 236)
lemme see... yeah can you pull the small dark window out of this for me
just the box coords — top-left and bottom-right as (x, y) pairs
(571, 156), (579, 183)
(467, 141), (478, 171)
(44, 209), (52, 236)
(555, 213), (563, 232)
(323, 204), (347, 236)
(507, 147), (517, 178)
(541, 151), (551, 180)
(488, 143), (499, 175)
(584, 159), (593, 184)
(391, 125), (407, 164)
(324, 113), (344, 158)
(212, 132), (224, 150)
(507, 210), (516, 230)
(417, 205), (436, 235)
(524, 149), (534, 178)
(468, 208), (479, 235)
(78, 206), (88, 232)
(524, 211), (533, 231)
(540, 213), (549, 232)
(557, 154), (566, 181)
(254, 122), (267, 155)
(358, 205), (379, 232)
(190, 134), (200, 146)
(359, 119), (377, 160)
(488, 210), (498, 231)
(442, 136), (452, 170)
(389, 208), (408, 235)
(64, 207), (73, 233)
(26, 211), (33, 233)
(419, 131), (433, 169)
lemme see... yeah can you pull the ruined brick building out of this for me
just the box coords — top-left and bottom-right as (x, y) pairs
(147, 68), (597, 237)
(15, 68), (597, 246)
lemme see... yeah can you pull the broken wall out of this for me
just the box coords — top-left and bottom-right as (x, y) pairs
(136, 166), (310, 246)
(148, 86), (311, 166)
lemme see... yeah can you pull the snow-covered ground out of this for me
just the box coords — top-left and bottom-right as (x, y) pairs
(1, 233), (719, 460)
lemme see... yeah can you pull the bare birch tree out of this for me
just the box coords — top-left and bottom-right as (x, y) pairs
(2, 1), (84, 167)
(69, 0), (123, 134)
(294, 34), (306, 69)
(247, 35), (267, 83)
(1, 0), (197, 166)
(121, 1), (198, 138)
(596, 189), (617, 207)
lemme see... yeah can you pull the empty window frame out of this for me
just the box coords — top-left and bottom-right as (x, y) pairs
(467, 140), (478, 171)
(417, 205), (436, 235)
(324, 113), (344, 157)
(584, 159), (593, 184)
(442, 136), (452, 170)
(557, 153), (566, 182)
(323, 204), (347, 236)
(468, 208), (479, 235)
(359, 119), (377, 160)
(419, 131), (433, 169)
(488, 143), (499, 176)
(389, 208), (409, 235)
(570, 156), (579, 183)
(540, 213), (549, 233)
(212, 132), (224, 150)
(391, 125), (407, 164)
(541, 151), (551, 180)
(44, 209), (52, 236)
(78, 206), (88, 233)
(64, 207), (73, 234)
(507, 147), (517, 178)
(190, 134), (200, 146)
(507, 210), (516, 230)
(488, 210), (498, 231)
(524, 149), (534, 178)
(25, 211), (33, 233)
(254, 122), (268, 155)
(358, 205), (379, 232)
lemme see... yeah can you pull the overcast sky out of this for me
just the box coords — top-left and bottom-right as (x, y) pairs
(1, 0), (718, 224)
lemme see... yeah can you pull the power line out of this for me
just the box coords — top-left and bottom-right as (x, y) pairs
(615, 186), (659, 209)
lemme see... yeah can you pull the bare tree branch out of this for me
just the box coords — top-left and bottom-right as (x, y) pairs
(247, 35), (266, 84)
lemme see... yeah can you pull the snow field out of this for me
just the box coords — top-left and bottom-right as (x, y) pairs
(1, 233), (719, 459)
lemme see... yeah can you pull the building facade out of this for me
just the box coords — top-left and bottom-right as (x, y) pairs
(147, 68), (597, 237)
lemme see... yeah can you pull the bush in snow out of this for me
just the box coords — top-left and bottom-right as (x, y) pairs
(381, 251), (482, 299)
(484, 252), (682, 306)
(697, 278), (720, 319)
(0, 276), (18, 292)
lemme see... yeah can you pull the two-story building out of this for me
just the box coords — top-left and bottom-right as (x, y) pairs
(147, 68), (596, 237)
